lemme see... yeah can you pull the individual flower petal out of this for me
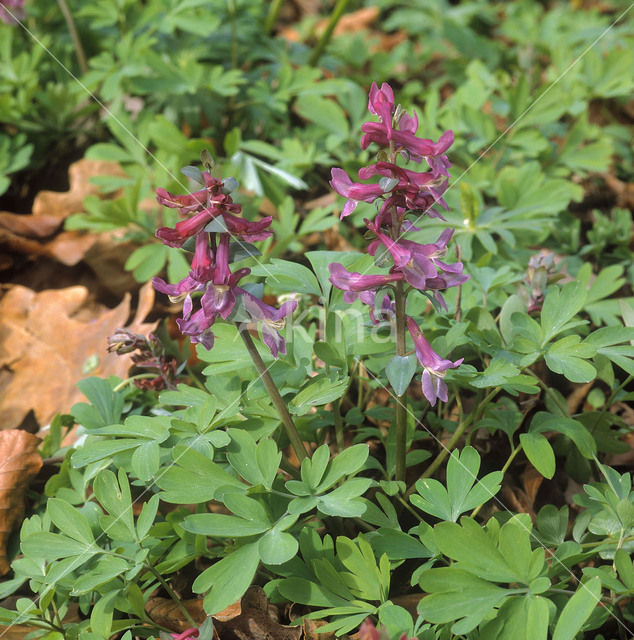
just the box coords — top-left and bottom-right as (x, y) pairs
(330, 168), (385, 219)
(176, 307), (215, 350)
(222, 211), (273, 241)
(241, 294), (297, 357)
(406, 316), (462, 406)
(329, 263), (403, 301)
(156, 209), (215, 247)
(367, 82), (395, 140)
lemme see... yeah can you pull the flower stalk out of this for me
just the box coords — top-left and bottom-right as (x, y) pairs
(238, 324), (309, 462)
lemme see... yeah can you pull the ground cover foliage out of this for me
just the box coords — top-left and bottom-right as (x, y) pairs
(1, 1), (634, 639)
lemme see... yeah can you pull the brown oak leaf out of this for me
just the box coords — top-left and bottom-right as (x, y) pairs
(0, 281), (156, 431)
(0, 430), (42, 575)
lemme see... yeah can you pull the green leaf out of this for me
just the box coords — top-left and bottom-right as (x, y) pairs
(226, 429), (265, 486)
(157, 448), (245, 503)
(277, 578), (349, 608)
(296, 94), (349, 138)
(92, 469), (135, 539)
(552, 576), (601, 640)
(289, 374), (349, 415)
(314, 341), (346, 369)
(545, 335), (597, 383)
(540, 282), (587, 344)
(256, 439), (281, 489)
(136, 494), (160, 540)
(21, 532), (97, 561)
(90, 590), (118, 638)
(317, 478), (372, 517)
(418, 568), (511, 631)
(250, 259), (321, 297)
(258, 528), (299, 565)
(193, 543), (260, 614)
(131, 440), (160, 481)
(301, 444), (330, 489)
(73, 377), (124, 428)
(412, 447), (501, 521)
(125, 243), (168, 281)
(499, 294), (526, 345)
(71, 556), (130, 595)
(385, 355), (417, 396)
(317, 444), (369, 491)
(183, 512), (270, 538)
(48, 498), (94, 544)
(520, 433), (556, 479)
(614, 549), (634, 590)
(529, 413), (596, 458)
(71, 439), (143, 467)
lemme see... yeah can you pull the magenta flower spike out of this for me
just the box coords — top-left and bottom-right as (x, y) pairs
(407, 316), (462, 406)
(153, 166), (292, 358)
(328, 263), (404, 303)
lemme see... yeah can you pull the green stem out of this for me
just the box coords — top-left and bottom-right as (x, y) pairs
(308, 0), (350, 66)
(238, 325), (309, 462)
(264, 0), (285, 33)
(406, 387), (501, 496)
(419, 416), (469, 480)
(113, 373), (158, 392)
(145, 563), (197, 628)
(186, 365), (207, 391)
(56, 0), (87, 74)
(334, 398), (345, 453)
(394, 279), (408, 483)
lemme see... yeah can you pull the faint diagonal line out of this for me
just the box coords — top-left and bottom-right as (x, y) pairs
(0, 335), (281, 637)
(356, 1), (634, 266)
(361, 365), (634, 637)
(2, 5), (277, 280)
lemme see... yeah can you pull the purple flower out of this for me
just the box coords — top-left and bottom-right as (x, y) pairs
(367, 82), (395, 140)
(329, 168), (386, 219)
(329, 263), (403, 303)
(176, 297), (215, 350)
(241, 295), (297, 357)
(366, 227), (468, 306)
(0, 0), (25, 24)
(152, 231), (213, 300)
(153, 167), (292, 358)
(362, 123), (454, 169)
(407, 316), (462, 406)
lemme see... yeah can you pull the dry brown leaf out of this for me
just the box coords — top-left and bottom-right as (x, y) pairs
(214, 587), (301, 640)
(145, 597), (206, 632)
(31, 159), (124, 219)
(0, 430), (42, 575)
(0, 212), (61, 238)
(603, 174), (634, 210)
(0, 281), (156, 431)
(303, 618), (336, 640)
(212, 600), (242, 622)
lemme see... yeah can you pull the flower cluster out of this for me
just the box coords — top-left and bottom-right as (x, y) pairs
(107, 329), (178, 391)
(153, 171), (295, 356)
(0, 0), (25, 24)
(329, 82), (467, 405)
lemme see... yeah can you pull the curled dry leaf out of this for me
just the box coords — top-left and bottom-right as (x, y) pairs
(145, 597), (206, 632)
(31, 159), (125, 219)
(0, 159), (126, 271)
(0, 430), (42, 575)
(0, 281), (156, 431)
(213, 586), (302, 640)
